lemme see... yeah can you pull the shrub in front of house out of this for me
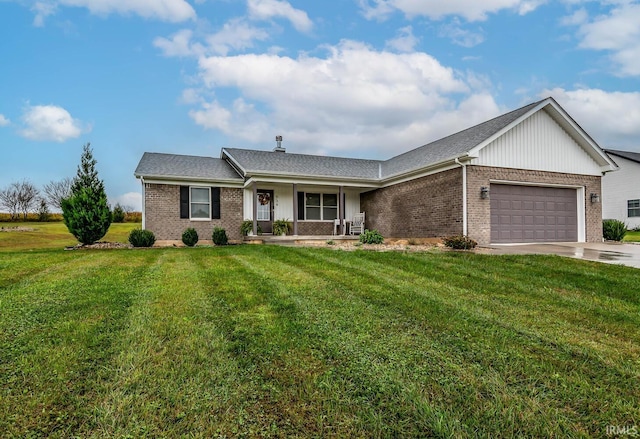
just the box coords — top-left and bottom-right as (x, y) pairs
(240, 220), (262, 236)
(359, 229), (384, 244)
(443, 235), (477, 250)
(128, 229), (156, 247)
(182, 227), (198, 247)
(603, 219), (627, 241)
(212, 227), (228, 245)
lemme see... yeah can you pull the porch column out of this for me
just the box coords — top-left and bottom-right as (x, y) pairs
(252, 184), (258, 236)
(292, 183), (298, 236)
(339, 185), (345, 235)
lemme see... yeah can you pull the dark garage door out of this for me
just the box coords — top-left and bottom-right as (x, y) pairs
(490, 184), (578, 243)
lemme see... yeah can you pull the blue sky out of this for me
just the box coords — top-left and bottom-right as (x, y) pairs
(1, 0), (639, 210)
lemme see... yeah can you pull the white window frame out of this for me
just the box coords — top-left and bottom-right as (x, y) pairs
(190, 186), (211, 221)
(628, 199), (640, 218)
(303, 192), (338, 221)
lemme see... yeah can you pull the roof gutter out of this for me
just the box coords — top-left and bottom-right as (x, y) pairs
(454, 158), (468, 236)
(134, 173), (244, 185)
(380, 154), (473, 185)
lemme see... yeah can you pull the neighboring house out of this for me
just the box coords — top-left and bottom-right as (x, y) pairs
(134, 97), (618, 245)
(602, 149), (640, 229)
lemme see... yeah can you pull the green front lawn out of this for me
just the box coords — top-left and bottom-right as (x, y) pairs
(1, 245), (638, 437)
(0, 221), (137, 251)
(624, 230), (640, 242)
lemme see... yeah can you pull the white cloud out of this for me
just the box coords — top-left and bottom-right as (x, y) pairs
(544, 87), (640, 148)
(31, 1), (57, 27)
(569, 3), (640, 76)
(189, 41), (500, 157)
(111, 192), (142, 211)
(439, 19), (485, 47)
(560, 7), (588, 26)
(385, 26), (419, 52)
(0, 114), (10, 127)
(206, 18), (270, 55)
(154, 29), (205, 57)
(359, 0), (545, 22)
(20, 104), (89, 142)
(155, 20), (270, 58)
(179, 88), (205, 105)
(29, 0), (195, 25)
(247, 0), (313, 32)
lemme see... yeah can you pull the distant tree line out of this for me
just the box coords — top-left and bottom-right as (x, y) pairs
(0, 172), (136, 222)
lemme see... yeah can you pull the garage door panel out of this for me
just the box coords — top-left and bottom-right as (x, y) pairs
(491, 184), (578, 243)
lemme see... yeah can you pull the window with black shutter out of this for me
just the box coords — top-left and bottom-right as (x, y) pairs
(180, 186), (221, 220)
(180, 186), (189, 218)
(211, 187), (221, 219)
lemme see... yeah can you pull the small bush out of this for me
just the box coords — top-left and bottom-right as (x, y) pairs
(603, 219), (627, 241)
(273, 219), (291, 236)
(112, 203), (126, 223)
(37, 199), (50, 222)
(359, 229), (384, 244)
(212, 227), (228, 245)
(240, 220), (262, 236)
(443, 235), (477, 250)
(128, 229), (156, 247)
(182, 227), (199, 247)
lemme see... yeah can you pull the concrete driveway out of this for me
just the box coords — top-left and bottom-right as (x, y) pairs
(486, 242), (640, 269)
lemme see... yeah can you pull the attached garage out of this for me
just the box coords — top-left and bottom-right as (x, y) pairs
(490, 184), (578, 243)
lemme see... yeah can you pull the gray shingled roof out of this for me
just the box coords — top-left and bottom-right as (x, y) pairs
(605, 149), (640, 165)
(223, 148), (381, 179)
(381, 100), (542, 178)
(134, 152), (243, 181)
(136, 99), (551, 183)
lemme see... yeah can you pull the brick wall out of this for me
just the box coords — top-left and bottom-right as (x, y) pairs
(297, 221), (334, 235)
(145, 184), (243, 241)
(466, 166), (602, 245)
(360, 168), (464, 238)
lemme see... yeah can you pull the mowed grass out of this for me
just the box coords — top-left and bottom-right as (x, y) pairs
(0, 221), (138, 251)
(1, 244), (638, 438)
(624, 230), (640, 242)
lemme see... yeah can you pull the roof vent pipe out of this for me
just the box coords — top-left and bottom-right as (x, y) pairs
(274, 135), (285, 152)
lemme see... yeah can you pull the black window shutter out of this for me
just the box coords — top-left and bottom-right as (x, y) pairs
(180, 186), (189, 219)
(211, 187), (221, 219)
(297, 191), (305, 220)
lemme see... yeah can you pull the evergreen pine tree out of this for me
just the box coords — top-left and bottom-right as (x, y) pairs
(62, 143), (112, 245)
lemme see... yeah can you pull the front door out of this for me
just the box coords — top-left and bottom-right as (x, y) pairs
(257, 190), (274, 234)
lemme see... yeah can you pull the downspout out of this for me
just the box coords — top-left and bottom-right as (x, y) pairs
(141, 177), (146, 230)
(454, 158), (467, 236)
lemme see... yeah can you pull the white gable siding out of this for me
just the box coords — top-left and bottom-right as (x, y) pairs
(472, 110), (602, 176)
(602, 156), (640, 229)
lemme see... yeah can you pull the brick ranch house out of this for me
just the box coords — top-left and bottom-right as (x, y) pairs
(134, 97), (618, 245)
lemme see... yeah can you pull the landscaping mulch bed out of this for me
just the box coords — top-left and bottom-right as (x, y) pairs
(65, 241), (132, 250)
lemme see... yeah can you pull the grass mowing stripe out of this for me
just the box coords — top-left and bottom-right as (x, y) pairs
(191, 249), (359, 437)
(257, 246), (639, 436)
(225, 247), (469, 437)
(1, 245), (638, 437)
(84, 249), (253, 437)
(0, 250), (154, 438)
(313, 249), (640, 363)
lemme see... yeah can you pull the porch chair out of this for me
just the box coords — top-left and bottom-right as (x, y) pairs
(350, 212), (365, 235)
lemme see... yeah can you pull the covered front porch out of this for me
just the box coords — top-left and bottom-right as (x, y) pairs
(243, 179), (375, 237)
